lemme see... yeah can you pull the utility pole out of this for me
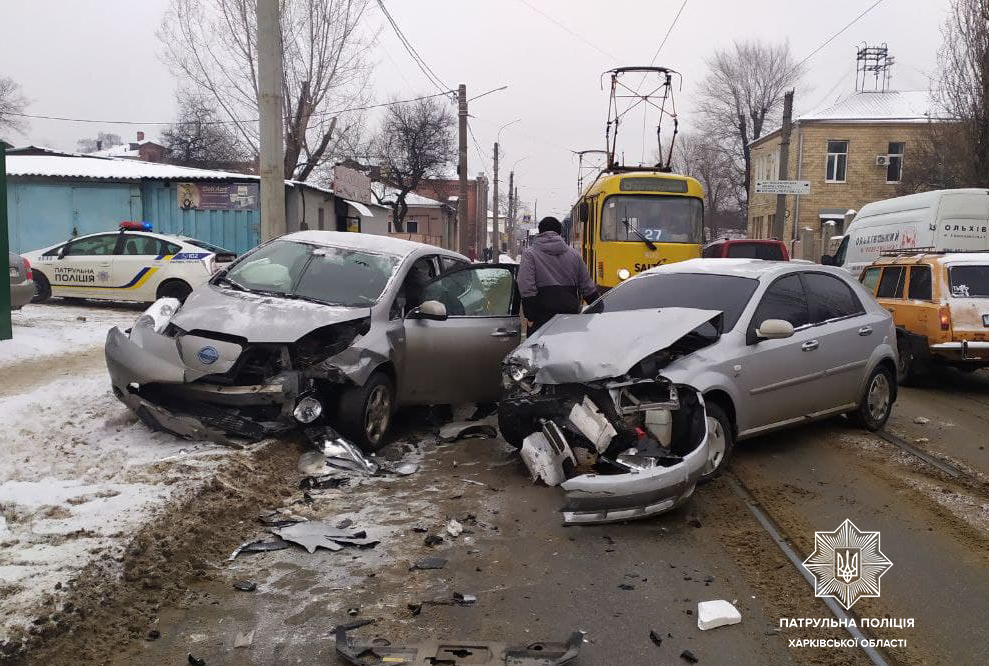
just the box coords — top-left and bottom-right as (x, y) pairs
(457, 84), (468, 254)
(492, 141), (499, 261)
(0, 142), (11, 341)
(507, 169), (515, 257)
(773, 89), (794, 240)
(257, 0), (286, 242)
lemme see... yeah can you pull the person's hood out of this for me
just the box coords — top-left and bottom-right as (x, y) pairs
(531, 232), (569, 256)
(505, 307), (722, 384)
(171, 284), (371, 343)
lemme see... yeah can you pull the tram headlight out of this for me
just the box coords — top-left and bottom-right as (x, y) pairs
(617, 268), (631, 281)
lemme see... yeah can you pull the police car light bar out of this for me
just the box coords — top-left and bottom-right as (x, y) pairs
(120, 221), (153, 231)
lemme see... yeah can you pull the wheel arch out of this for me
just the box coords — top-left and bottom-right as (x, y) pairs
(703, 389), (737, 437)
(155, 277), (192, 299)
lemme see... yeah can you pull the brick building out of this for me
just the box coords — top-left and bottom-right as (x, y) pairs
(414, 174), (488, 256)
(747, 90), (937, 259)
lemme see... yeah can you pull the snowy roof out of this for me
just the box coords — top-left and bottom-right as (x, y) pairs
(799, 90), (934, 123)
(6, 154), (261, 181)
(371, 182), (448, 208)
(90, 137), (162, 158)
(285, 230), (454, 257)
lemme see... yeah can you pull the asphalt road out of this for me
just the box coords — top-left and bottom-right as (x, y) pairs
(21, 370), (989, 666)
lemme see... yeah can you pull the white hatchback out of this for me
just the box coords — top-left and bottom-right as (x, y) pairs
(23, 224), (236, 303)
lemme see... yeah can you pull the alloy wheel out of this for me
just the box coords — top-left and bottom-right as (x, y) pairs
(703, 416), (727, 476)
(364, 385), (392, 444)
(867, 372), (891, 422)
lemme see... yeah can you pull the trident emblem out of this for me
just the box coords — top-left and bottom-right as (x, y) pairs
(835, 548), (860, 583)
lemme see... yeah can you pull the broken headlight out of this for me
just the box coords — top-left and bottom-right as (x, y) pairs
(294, 317), (371, 366)
(133, 297), (181, 335)
(503, 363), (534, 389)
(293, 395), (324, 424)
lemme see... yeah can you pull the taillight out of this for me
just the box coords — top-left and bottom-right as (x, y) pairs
(939, 307), (950, 331)
(22, 257), (32, 281)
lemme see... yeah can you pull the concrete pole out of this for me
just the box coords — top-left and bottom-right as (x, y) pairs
(0, 143), (11, 341)
(457, 85), (468, 254)
(257, 0), (286, 242)
(773, 89), (794, 240)
(507, 169), (515, 256)
(492, 141), (499, 262)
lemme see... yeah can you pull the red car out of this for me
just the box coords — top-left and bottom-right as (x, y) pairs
(702, 238), (790, 261)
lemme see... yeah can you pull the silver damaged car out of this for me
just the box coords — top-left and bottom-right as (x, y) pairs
(105, 231), (523, 449)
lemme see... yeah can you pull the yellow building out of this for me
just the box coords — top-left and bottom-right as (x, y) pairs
(747, 90), (937, 259)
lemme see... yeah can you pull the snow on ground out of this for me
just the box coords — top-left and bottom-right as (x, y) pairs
(1, 302), (141, 368)
(0, 308), (232, 633)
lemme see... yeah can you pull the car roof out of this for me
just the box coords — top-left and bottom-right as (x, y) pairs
(706, 238), (784, 246)
(641, 258), (812, 280)
(283, 230), (466, 259)
(870, 252), (989, 267)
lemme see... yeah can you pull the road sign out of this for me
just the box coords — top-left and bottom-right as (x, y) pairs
(755, 180), (811, 195)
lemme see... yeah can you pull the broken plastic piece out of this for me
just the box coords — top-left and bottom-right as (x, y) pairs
(567, 397), (616, 453)
(697, 600), (741, 630)
(680, 649), (700, 663)
(228, 538), (289, 561)
(233, 630), (255, 648)
(334, 618), (375, 632)
(306, 426), (379, 475)
(439, 419), (499, 442)
(271, 521), (374, 554)
(410, 555), (448, 570)
(335, 628), (583, 665)
(648, 630), (663, 646)
(383, 461), (419, 476)
(519, 422), (575, 487)
(188, 655), (206, 666)
(453, 592), (477, 605)
(232, 580), (257, 592)
(446, 519), (464, 537)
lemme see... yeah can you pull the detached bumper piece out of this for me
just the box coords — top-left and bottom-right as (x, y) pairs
(335, 628), (583, 666)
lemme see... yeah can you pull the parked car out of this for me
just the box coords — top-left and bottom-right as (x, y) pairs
(702, 238), (789, 260)
(23, 222), (237, 304)
(8, 251), (34, 310)
(859, 251), (989, 382)
(500, 259), (898, 522)
(105, 231), (503, 450)
(822, 188), (989, 275)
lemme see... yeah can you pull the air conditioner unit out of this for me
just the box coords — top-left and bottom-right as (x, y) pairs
(875, 155), (890, 166)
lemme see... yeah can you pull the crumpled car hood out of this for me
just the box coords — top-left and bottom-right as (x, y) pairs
(507, 308), (721, 384)
(171, 284), (371, 343)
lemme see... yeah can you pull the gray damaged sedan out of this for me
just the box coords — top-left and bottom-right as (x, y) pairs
(500, 259), (898, 525)
(105, 231), (523, 449)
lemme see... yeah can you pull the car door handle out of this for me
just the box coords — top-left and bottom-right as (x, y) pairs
(801, 340), (819, 351)
(858, 326), (873, 336)
(490, 328), (519, 338)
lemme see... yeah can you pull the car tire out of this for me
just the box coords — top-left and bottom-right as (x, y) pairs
(157, 279), (193, 302)
(497, 401), (527, 450)
(699, 402), (734, 484)
(849, 364), (895, 431)
(31, 271), (51, 303)
(337, 371), (395, 453)
(896, 341), (914, 385)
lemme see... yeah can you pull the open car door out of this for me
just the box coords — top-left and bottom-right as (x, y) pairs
(399, 263), (521, 405)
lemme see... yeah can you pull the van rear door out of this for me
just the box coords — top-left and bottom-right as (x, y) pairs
(935, 192), (989, 252)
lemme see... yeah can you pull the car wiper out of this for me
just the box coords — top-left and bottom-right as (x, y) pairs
(622, 219), (657, 250)
(282, 293), (339, 306)
(217, 275), (249, 292)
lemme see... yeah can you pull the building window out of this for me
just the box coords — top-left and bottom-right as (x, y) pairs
(887, 142), (904, 183)
(406, 218), (419, 233)
(826, 140), (848, 182)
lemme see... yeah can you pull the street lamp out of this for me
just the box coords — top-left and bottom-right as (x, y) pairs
(492, 119), (521, 262)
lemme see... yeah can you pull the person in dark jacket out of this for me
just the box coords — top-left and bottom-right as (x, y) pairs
(518, 216), (599, 334)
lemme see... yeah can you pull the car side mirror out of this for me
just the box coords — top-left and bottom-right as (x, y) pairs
(820, 254), (835, 266)
(755, 319), (795, 340)
(408, 300), (447, 321)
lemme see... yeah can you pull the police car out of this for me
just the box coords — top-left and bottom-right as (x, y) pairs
(23, 222), (237, 304)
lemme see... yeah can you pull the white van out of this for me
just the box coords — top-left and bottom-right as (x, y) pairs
(823, 189), (989, 274)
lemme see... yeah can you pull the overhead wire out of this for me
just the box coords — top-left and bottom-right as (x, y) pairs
(4, 91), (456, 127)
(516, 0), (618, 61)
(635, 0), (688, 91)
(375, 0), (451, 98)
(791, 0), (885, 73)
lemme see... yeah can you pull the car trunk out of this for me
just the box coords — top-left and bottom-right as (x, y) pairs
(947, 264), (989, 341)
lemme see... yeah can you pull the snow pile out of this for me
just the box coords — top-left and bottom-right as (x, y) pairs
(0, 303), (138, 368)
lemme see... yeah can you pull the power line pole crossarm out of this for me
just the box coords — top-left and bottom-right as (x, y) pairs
(773, 89), (794, 241)
(257, 0), (286, 242)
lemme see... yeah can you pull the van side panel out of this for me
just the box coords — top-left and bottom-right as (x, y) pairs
(844, 205), (934, 273)
(934, 193), (989, 252)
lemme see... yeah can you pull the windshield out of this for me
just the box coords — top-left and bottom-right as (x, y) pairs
(222, 239), (401, 307)
(948, 265), (989, 297)
(600, 195), (703, 243)
(585, 272), (759, 331)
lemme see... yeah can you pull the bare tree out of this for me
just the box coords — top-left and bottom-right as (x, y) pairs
(370, 95), (455, 232)
(76, 131), (123, 153)
(159, 0), (376, 181)
(928, 0), (989, 186)
(696, 40), (803, 212)
(0, 76), (28, 135)
(162, 91), (248, 169)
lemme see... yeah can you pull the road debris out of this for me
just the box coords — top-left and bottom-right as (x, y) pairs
(648, 630), (663, 646)
(233, 630), (255, 648)
(697, 600), (741, 630)
(446, 519), (464, 537)
(439, 419), (499, 442)
(232, 580), (257, 592)
(333, 618), (376, 632)
(410, 555), (448, 570)
(914, 416), (931, 425)
(307, 426), (379, 475)
(335, 627), (583, 665)
(680, 649), (699, 663)
(382, 461), (419, 476)
(424, 534), (444, 547)
(228, 538), (290, 561)
(270, 521), (379, 553)
(188, 655), (206, 666)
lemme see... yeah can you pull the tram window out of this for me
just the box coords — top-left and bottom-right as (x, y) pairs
(600, 195), (703, 243)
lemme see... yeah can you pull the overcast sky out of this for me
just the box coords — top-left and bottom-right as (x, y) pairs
(2, 0), (952, 218)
